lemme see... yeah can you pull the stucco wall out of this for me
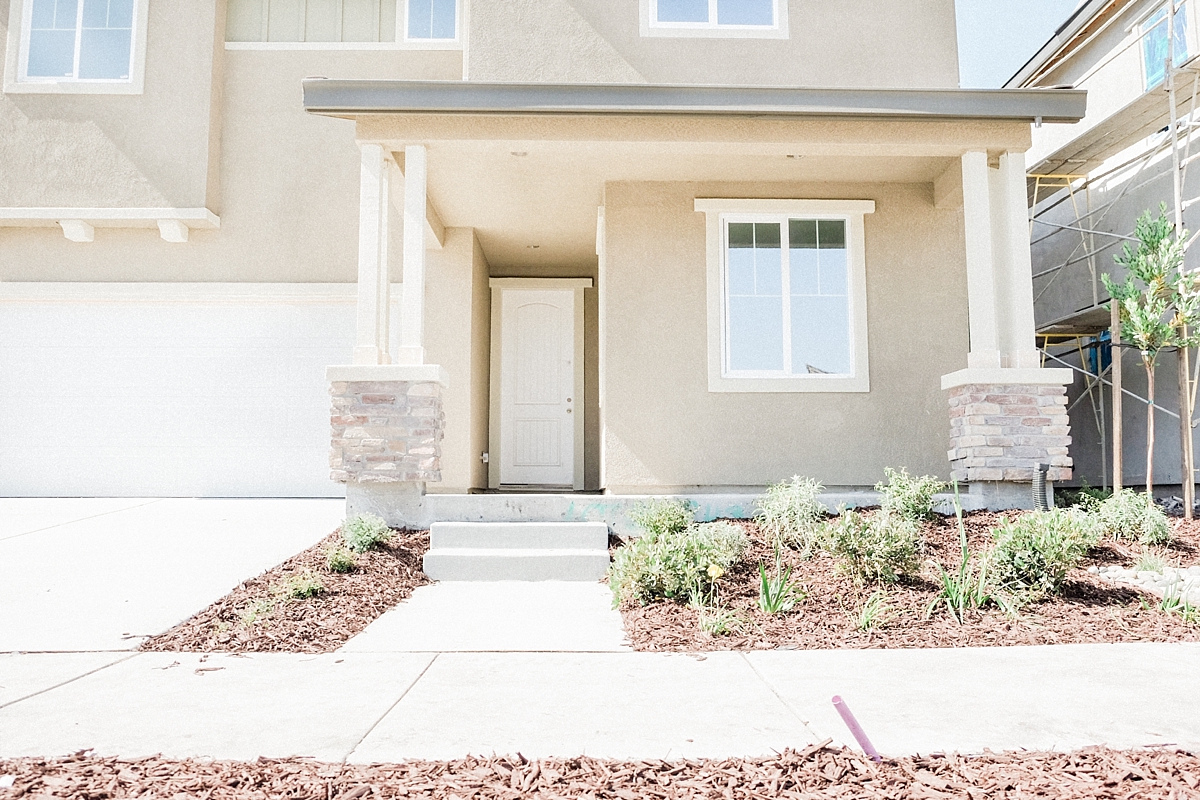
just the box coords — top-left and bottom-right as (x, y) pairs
(466, 0), (960, 88)
(0, 38), (460, 282)
(601, 180), (969, 492)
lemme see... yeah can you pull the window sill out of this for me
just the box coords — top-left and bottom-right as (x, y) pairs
(224, 40), (462, 52)
(641, 25), (788, 39)
(708, 374), (870, 393)
(3, 79), (143, 95)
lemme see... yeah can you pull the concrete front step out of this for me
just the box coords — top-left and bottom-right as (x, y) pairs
(429, 522), (609, 551)
(423, 548), (611, 582)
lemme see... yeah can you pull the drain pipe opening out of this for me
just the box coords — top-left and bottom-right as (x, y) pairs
(1032, 463), (1051, 511)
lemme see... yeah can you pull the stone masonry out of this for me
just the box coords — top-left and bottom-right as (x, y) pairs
(329, 380), (445, 484)
(947, 383), (1072, 483)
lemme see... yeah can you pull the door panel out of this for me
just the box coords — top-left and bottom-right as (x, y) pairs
(500, 289), (575, 486)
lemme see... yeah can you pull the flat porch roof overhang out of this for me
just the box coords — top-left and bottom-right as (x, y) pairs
(302, 80), (1086, 124)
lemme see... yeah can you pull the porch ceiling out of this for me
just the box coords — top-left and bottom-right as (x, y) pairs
(419, 139), (955, 271)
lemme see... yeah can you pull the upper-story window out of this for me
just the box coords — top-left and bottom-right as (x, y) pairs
(225, 0), (458, 45)
(8, 0), (148, 91)
(1142, 2), (1191, 89)
(642, 0), (787, 38)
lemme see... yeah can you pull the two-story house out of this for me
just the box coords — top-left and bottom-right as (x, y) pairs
(0, 1), (1084, 520)
(1012, 0), (1200, 495)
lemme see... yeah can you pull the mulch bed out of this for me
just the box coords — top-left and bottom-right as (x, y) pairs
(139, 529), (429, 654)
(3, 745), (1198, 799)
(621, 513), (1200, 652)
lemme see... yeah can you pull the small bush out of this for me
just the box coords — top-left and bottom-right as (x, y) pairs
(1091, 489), (1171, 546)
(757, 557), (805, 615)
(325, 544), (358, 573)
(756, 476), (826, 552)
(875, 468), (945, 521)
(854, 590), (894, 631)
(1055, 482), (1112, 509)
(1133, 548), (1171, 573)
(698, 607), (744, 636)
(987, 509), (1098, 599)
(274, 570), (325, 600)
(629, 498), (695, 538)
(822, 510), (921, 584)
(341, 513), (393, 553)
(608, 520), (748, 607)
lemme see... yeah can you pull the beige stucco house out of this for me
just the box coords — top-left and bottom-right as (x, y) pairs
(0, 0), (1085, 520)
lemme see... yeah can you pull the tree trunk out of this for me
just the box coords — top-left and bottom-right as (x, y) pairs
(1146, 357), (1157, 495)
(1179, 344), (1194, 518)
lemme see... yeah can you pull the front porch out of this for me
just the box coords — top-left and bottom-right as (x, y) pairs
(306, 80), (1087, 522)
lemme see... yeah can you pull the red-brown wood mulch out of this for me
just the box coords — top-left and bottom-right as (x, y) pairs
(621, 513), (1200, 652)
(3, 744), (1197, 799)
(139, 529), (429, 654)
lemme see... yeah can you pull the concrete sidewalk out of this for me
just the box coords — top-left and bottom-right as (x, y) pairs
(2, 643), (1197, 762)
(0, 498), (344, 652)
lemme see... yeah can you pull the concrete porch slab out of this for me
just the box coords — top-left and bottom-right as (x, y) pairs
(0, 652), (436, 761)
(0, 498), (345, 652)
(349, 652), (816, 761)
(339, 582), (630, 652)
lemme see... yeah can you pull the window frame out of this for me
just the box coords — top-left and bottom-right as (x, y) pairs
(1139, 0), (1193, 90)
(221, 0), (463, 50)
(4, 0), (150, 94)
(641, 0), (788, 39)
(402, 0), (459, 44)
(695, 198), (873, 393)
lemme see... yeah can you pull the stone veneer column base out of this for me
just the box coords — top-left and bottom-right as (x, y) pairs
(942, 368), (1074, 511)
(327, 365), (448, 528)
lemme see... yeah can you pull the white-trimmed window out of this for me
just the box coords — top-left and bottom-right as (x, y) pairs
(1142, 2), (1192, 90)
(643, 0), (787, 38)
(224, 0), (459, 45)
(7, 0), (149, 92)
(695, 199), (874, 393)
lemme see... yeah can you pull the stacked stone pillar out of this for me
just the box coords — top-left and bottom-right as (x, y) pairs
(947, 382), (1072, 483)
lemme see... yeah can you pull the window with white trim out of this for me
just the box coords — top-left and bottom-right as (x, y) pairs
(696, 199), (873, 393)
(405, 0), (456, 40)
(1142, 2), (1191, 90)
(18, 0), (139, 83)
(650, 0), (779, 30)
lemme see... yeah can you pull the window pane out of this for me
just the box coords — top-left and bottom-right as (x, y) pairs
(432, 0), (455, 38)
(728, 244), (756, 295)
(31, 0), (57, 30)
(818, 219), (845, 249)
(226, 0), (265, 41)
(79, 27), (131, 78)
(792, 296), (850, 375)
(82, 0), (107, 28)
(753, 223), (781, 295)
(408, 0), (432, 37)
(657, 0), (708, 23)
(730, 297), (784, 371)
(53, 0), (78, 28)
(716, 0), (773, 26)
(108, 0), (133, 28)
(27, 29), (75, 76)
(1143, 6), (1187, 89)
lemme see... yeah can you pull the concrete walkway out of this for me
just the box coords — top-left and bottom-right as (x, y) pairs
(2, 643), (1198, 762)
(0, 498), (344, 652)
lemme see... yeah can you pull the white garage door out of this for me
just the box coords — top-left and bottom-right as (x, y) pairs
(0, 284), (397, 498)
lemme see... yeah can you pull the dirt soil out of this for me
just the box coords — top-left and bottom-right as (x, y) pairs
(621, 513), (1200, 652)
(3, 745), (1197, 799)
(140, 529), (429, 654)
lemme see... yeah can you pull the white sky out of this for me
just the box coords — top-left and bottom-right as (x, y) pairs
(956, 0), (1082, 87)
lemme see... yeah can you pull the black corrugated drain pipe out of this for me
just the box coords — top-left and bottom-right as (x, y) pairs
(1032, 463), (1051, 511)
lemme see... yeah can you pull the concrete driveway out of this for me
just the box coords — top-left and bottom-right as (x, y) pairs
(0, 498), (344, 652)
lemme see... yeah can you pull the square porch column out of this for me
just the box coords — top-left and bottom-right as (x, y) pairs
(329, 142), (447, 528)
(944, 149), (1073, 509)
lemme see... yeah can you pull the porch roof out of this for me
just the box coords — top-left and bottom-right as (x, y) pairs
(303, 80), (1086, 124)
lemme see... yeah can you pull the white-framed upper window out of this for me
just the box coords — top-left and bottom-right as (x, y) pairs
(1142, 1), (1191, 90)
(695, 199), (873, 393)
(643, 0), (787, 38)
(5, 0), (149, 93)
(223, 0), (460, 47)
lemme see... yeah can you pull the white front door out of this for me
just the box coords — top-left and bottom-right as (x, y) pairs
(499, 288), (576, 486)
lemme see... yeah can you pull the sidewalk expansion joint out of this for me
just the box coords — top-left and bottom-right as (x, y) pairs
(738, 652), (825, 744)
(0, 499), (164, 543)
(341, 652), (439, 763)
(0, 652), (140, 711)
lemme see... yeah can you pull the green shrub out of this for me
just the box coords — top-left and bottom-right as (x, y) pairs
(927, 501), (995, 623)
(269, 571), (325, 601)
(1055, 482), (1112, 509)
(854, 590), (894, 631)
(1133, 547), (1171, 573)
(341, 513), (393, 553)
(629, 498), (696, 538)
(987, 509), (1098, 599)
(875, 468), (945, 521)
(756, 476), (826, 552)
(325, 544), (358, 573)
(757, 554), (805, 615)
(1091, 489), (1171, 546)
(698, 606), (744, 636)
(608, 520), (748, 607)
(822, 510), (920, 584)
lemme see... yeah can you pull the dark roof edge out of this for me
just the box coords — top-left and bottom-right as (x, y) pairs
(302, 80), (1087, 123)
(1005, 0), (1118, 88)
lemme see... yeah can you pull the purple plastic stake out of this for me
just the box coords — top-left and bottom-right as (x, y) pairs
(831, 695), (881, 763)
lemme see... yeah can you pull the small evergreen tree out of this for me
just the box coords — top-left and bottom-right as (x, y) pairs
(1103, 206), (1197, 494)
